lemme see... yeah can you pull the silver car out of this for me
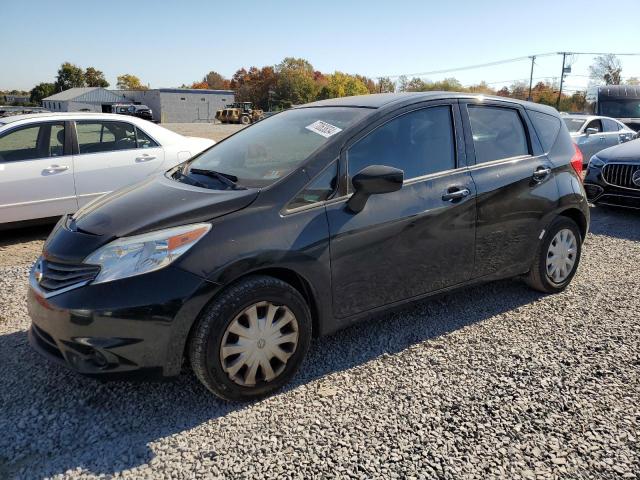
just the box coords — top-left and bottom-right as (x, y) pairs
(562, 114), (637, 166)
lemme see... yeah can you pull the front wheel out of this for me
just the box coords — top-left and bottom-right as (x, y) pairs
(188, 275), (311, 401)
(525, 216), (582, 293)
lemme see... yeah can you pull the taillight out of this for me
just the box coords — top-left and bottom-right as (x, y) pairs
(570, 144), (584, 180)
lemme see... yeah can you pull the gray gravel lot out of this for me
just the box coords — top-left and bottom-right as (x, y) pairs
(0, 207), (639, 479)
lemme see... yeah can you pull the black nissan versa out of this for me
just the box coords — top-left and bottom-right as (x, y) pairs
(27, 92), (590, 401)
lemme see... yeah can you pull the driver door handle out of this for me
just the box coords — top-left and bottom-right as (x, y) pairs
(43, 164), (69, 174)
(135, 155), (156, 162)
(533, 166), (551, 181)
(442, 187), (470, 202)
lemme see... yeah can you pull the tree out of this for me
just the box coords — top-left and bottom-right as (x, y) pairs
(496, 86), (510, 97)
(626, 76), (640, 86)
(377, 77), (395, 93)
(84, 67), (109, 87)
(190, 81), (210, 89)
(396, 75), (408, 92)
(116, 74), (147, 90)
(320, 72), (370, 98)
(203, 71), (230, 89)
(55, 62), (85, 91)
(274, 57), (318, 106)
(230, 66), (278, 110)
(589, 54), (622, 85)
(29, 82), (56, 104)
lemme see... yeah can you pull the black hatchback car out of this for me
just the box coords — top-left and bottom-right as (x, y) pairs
(583, 138), (640, 209)
(27, 93), (589, 400)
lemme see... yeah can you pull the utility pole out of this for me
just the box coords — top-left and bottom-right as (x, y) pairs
(557, 52), (567, 109)
(528, 56), (536, 101)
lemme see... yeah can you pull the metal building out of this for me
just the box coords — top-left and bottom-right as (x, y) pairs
(42, 87), (125, 113)
(42, 87), (235, 123)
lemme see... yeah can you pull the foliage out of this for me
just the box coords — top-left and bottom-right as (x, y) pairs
(55, 62), (85, 91)
(29, 82), (56, 104)
(274, 57), (318, 106)
(203, 71), (230, 90)
(626, 77), (640, 86)
(377, 77), (395, 93)
(84, 67), (109, 87)
(190, 81), (210, 89)
(116, 74), (147, 90)
(589, 54), (622, 85)
(320, 72), (370, 98)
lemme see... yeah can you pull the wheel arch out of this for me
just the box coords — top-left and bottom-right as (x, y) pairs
(557, 207), (588, 240)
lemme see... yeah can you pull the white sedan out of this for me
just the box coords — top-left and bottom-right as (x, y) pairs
(0, 112), (215, 226)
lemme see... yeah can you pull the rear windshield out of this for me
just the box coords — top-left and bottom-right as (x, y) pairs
(186, 107), (369, 188)
(563, 117), (586, 133)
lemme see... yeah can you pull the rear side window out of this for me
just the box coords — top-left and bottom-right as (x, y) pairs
(135, 127), (159, 148)
(348, 105), (456, 180)
(528, 110), (561, 152)
(468, 106), (529, 163)
(0, 123), (65, 163)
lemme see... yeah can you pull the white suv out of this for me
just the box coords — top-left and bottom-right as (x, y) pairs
(0, 113), (214, 226)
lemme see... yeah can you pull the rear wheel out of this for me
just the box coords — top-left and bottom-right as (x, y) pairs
(188, 275), (311, 401)
(525, 217), (582, 293)
(240, 115), (251, 125)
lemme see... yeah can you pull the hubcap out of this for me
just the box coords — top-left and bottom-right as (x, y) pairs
(546, 228), (577, 284)
(220, 301), (299, 387)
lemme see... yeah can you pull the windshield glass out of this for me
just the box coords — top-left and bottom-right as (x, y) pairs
(186, 107), (369, 188)
(599, 100), (640, 119)
(563, 118), (586, 133)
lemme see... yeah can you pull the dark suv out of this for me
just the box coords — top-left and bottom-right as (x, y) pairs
(27, 93), (589, 401)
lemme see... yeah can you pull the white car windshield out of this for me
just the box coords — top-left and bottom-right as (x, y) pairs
(184, 107), (369, 188)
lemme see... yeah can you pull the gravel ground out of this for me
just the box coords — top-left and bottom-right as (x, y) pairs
(0, 206), (639, 479)
(163, 123), (245, 142)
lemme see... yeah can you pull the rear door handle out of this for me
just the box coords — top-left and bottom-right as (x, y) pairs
(442, 187), (470, 202)
(43, 164), (69, 174)
(135, 155), (156, 162)
(532, 166), (551, 181)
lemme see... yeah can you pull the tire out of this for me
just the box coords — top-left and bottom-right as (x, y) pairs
(188, 275), (312, 401)
(240, 115), (251, 125)
(525, 216), (582, 293)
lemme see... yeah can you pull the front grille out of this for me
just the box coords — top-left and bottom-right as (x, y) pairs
(602, 163), (640, 189)
(37, 260), (100, 293)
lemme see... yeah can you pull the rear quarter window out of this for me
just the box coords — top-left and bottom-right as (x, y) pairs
(528, 110), (561, 153)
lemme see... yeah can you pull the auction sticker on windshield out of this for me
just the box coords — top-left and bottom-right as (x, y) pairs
(305, 120), (342, 138)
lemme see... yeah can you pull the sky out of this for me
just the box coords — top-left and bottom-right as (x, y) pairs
(3, 0), (640, 92)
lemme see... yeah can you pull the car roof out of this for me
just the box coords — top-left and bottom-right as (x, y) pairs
(301, 91), (559, 114)
(0, 112), (138, 124)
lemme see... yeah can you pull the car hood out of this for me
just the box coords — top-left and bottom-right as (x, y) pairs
(596, 138), (640, 162)
(185, 136), (216, 153)
(71, 173), (259, 238)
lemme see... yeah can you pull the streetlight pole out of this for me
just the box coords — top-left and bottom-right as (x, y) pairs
(528, 56), (536, 101)
(557, 52), (567, 109)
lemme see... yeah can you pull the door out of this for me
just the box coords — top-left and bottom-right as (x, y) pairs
(326, 103), (477, 319)
(72, 120), (164, 207)
(0, 121), (77, 223)
(577, 118), (607, 161)
(461, 101), (558, 278)
(601, 118), (625, 147)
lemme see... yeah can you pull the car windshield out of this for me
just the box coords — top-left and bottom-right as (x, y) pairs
(185, 107), (369, 188)
(563, 118), (586, 132)
(599, 99), (640, 119)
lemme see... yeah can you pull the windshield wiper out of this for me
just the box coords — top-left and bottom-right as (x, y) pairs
(188, 168), (245, 189)
(172, 170), (209, 189)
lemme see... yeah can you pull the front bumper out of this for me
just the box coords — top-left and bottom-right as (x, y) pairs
(583, 165), (640, 209)
(27, 264), (220, 379)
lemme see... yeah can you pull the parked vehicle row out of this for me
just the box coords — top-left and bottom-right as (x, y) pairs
(0, 112), (214, 226)
(562, 113), (636, 166)
(27, 93), (590, 401)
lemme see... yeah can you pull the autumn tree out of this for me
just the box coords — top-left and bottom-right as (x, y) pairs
(116, 74), (147, 90)
(231, 66), (278, 110)
(396, 75), (409, 92)
(319, 72), (370, 98)
(203, 71), (230, 89)
(589, 54), (622, 85)
(377, 77), (395, 93)
(84, 67), (109, 87)
(274, 57), (318, 106)
(29, 82), (56, 104)
(55, 62), (85, 91)
(190, 81), (210, 89)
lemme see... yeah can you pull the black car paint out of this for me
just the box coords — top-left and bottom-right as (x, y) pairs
(27, 92), (590, 379)
(583, 139), (640, 209)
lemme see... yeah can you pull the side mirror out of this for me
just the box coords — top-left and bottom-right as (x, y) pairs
(585, 127), (598, 137)
(347, 165), (404, 213)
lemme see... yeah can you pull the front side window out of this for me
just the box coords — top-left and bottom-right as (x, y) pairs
(468, 106), (529, 163)
(584, 119), (603, 133)
(76, 121), (137, 154)
(288, 162), (338, 210)
(187, 107), (369, 188)
(0, 122), (65, 163)
(348, 106), (456, 180)
(602, 118), (619, 132)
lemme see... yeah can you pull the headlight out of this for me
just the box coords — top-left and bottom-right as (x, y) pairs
(84, 223), (211, 284)
(588, 156), (605, 169)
